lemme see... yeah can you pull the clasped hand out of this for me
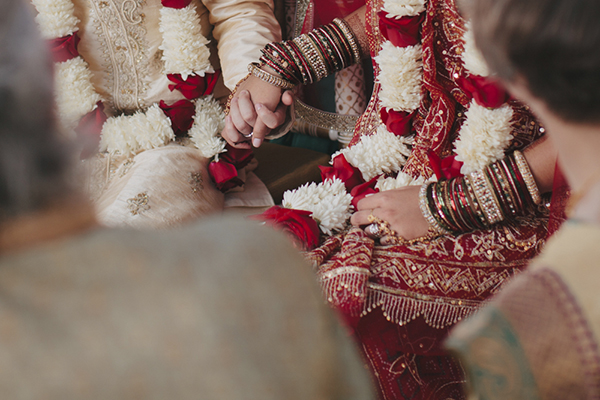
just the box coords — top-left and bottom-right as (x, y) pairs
(221, 75), (293, 148)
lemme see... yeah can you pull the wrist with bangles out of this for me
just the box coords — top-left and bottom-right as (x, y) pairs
(419, 150), (542, 235)
(257, 17), (361, 87)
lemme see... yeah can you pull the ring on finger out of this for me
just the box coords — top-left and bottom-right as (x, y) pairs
(242, 131), (253, 138)
(364, 223), (384, 239)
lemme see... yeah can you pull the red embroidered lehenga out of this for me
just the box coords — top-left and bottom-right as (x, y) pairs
(305, 0), (553, 398)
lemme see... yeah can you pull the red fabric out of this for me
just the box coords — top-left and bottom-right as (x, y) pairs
(456, 74), (509, 108)
(319, 154), (365, 192)
(427, 151), (463, 180)
(167, 71), (220, 100)
(252, 206), (321, 250)
(380, 108), (415, 137)
(209, 160), (243, 192)
(220, 143), (254, 170)
(350, 176), (379, 209)
(48, 33), (80, 63)
(159, 99), (195, 136)
(548, 162), (570, 236)
(75, 102), (107, 159)
(378, 12), (425, 48)
(161, 0), (191, 8)
(304, 1), (559, 399)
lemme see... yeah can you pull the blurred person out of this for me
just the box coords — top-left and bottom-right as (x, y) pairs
(446, 0), (600, 399)
(0, 1), (375, 398)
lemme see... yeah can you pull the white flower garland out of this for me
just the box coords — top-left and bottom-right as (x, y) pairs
(282, 179), (353, 235)
(454, 103), (514, 174)
(280, 0), (519, 237)
(375, 43), (423, 112)
(453, 21), (514, 174)
(159, 5), (213, 79)
(462, 21), (490, 77)
(32, 0), (226, 158)
(382, 0), (426, 19)
(334, 127), (412, 180)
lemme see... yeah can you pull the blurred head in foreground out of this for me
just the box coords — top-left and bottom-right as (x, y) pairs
(0, 3), (376, 398)
(447, 1), (600, 399)
(461, 0), (600, 192)
(0, 0), (76, 224)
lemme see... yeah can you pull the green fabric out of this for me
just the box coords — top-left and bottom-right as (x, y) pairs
(446, 307), (540, 400)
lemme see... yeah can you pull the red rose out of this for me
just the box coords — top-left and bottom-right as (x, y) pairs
(252, 206), (320, 250)
(48, 33), (80, 63)
(159, 99), (195, 136)
(378, 11), (425, 48)
(380, 108), (415, 137)
(220, 143), (254, 170)
(319, 154), (364, 191)
(456, 74), (509, 109)
(167, 71), (220, 100)
(161, 0), (191, 8)
(209, 159), (244, 192)
(76, 102), (107, 159)
(350, 176), (380, 209)
(427, 150), (463, 180)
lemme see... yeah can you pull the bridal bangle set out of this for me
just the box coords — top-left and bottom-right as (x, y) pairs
(420, 151), (542, 234)
(248, 18), (361, 89)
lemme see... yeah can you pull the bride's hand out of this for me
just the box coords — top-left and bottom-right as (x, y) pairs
(350, 186), (431, 242)
(221, 74), (292, 149)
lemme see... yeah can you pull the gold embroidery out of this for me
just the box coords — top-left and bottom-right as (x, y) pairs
(89, 0), (150, 113)
(189, 172), (204, 193)
(127, 192), (150, 215)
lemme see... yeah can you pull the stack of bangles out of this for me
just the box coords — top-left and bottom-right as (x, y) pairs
(246, 17), (361, 89)
(419, 150), (543, 234)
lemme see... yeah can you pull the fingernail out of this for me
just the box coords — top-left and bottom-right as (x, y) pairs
(255, 103), (263, 111)
(253, 138), (262, 147)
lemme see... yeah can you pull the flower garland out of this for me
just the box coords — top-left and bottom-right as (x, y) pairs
(257, 0), (518, 248)
(32, 0), (245, 191)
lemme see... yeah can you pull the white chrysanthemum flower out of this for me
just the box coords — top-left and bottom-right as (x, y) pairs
(31, 0), (79, 39)
(55, 57), (102, 130)
(338, 127), (412, 180)
(188, 96), (226, 158)
(454, 101), (514, 174)
(382, 0), (426, 18)
(159, 4), (213, 79)
(283, 179), (353, 236)
(100, 104), (174, 155)
(376, 43), (423, 112)
(376, 171), (426, 191)
(462, 21), (490, 77)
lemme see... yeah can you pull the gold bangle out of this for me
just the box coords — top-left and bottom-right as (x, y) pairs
(247, 62), (296, 90)
(225, 73), (251, 115)
(468, 170), (504, 225)
(513, 150), (542, 205)
(333, 18), (361, 65)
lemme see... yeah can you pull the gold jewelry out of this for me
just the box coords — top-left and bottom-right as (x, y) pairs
(367, 213), (398, 238)
(468, 171), (504, 225)
(418, 183), (450, 234)
(513, 150), (542, 205)
(333, 18), (361, 64)
(225, 73), (251, 115)
(247, 62), (296, 90)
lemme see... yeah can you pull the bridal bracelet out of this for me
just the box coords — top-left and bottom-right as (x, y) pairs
(251, 17), (360, 89)
(420, 151), (542, 234)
